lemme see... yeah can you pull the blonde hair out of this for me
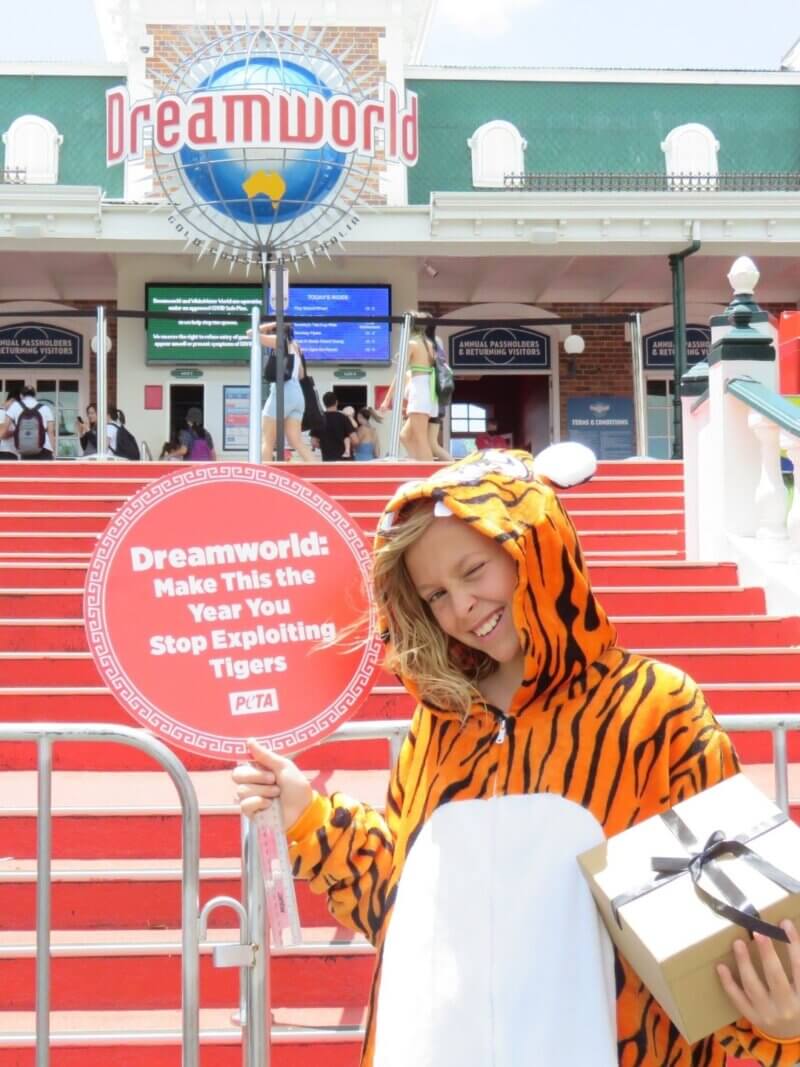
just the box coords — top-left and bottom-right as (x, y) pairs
(373, 503), (495, 718)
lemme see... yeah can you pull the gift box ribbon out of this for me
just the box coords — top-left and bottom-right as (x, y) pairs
(611, 809), (800, 943)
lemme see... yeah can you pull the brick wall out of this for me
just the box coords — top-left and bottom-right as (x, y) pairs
(144, 24), (388, 205)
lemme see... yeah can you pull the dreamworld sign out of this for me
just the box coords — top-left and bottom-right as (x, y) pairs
(105, 25), (420, 265)
(107, 84), (419, 166)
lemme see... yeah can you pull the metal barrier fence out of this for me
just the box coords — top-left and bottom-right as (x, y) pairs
(2, 712), (798, 1064)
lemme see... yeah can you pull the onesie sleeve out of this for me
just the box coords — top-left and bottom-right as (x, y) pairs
(668, 691), (800, 1065)
(286, 717), (415, 945)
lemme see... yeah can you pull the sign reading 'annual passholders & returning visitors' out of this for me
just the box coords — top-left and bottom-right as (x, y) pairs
(84, 465), (382, 760)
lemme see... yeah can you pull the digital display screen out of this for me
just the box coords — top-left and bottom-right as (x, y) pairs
(145, 283), (391, 364)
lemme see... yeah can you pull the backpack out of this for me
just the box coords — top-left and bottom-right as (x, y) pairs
(112, 424), (141, 461)
(264, 348), (294, 383)
(14, 403), (46, 457)
(188, 431), (212, 461)
(433, 342), (455, 406)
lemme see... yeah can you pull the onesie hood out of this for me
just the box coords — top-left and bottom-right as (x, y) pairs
(374, 448), (617, 713)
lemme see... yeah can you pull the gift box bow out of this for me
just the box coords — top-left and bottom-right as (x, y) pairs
(611, 809), (800, 943)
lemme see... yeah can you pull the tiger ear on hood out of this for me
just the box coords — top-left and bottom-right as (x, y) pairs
(533, 442), (596, 489)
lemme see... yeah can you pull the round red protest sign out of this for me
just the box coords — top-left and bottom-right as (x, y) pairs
(84, 465), (383, 760)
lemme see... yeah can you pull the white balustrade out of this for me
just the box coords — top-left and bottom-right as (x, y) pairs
(748, 412), (789, 546)
(781, 432), (800, 559)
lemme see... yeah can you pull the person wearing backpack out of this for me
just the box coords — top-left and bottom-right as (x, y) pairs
(427, 332), (454, 462)
(107, 406), (141, 461)
(0, 390), (24, 460)
(16, 387), (55, 460)
(178, 407), (216, 461)
(253, 321), (315, 462)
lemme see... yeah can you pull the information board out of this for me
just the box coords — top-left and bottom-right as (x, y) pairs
(450, 326), (551, 370)
(567, 396), (635, 460)
(643, 326), (710, 370)
(84, 465), (383, 760)
(0, 322), (82, 368)
(146, 283), (391, 365)
(223, 385), (250, 451)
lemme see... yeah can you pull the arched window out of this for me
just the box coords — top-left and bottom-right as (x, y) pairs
(660, 123), (720, 189)
(467, 120), (527, 189)
(2, 115), (63, 184)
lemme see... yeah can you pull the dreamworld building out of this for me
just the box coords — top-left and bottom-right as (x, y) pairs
(2, 0), (800, 460)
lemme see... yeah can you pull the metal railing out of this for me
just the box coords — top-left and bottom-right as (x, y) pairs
(0, 724), (201, 1067)
(504, 172), (800, 193)
(3, 711), (798, 1062)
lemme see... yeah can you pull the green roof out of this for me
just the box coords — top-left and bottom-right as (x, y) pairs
(406, 79), (800, 202)
(0, 75), (123, 196)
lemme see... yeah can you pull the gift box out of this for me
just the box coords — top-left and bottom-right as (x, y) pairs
(578, 774), (800, 1044)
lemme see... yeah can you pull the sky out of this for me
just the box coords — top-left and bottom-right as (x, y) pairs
(0, 0), (797, 69)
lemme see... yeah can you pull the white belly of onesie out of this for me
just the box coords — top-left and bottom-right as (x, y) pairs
(373, 793), (618, 1067)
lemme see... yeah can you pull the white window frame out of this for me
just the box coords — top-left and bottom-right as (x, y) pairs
(2, 114), (64, 184)
(467, 120), (527, 189)
(660, 122), (720, 189)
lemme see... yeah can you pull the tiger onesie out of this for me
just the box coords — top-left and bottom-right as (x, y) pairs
(287, 449), (800, 1067)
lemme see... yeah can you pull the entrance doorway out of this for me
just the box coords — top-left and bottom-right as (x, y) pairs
(331, 385), (368, 412)
(449, 374), (550, 457)
(169, 384), (205, 442)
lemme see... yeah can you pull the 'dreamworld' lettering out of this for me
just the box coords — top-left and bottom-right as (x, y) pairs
(130, 531), (329, 573)
(106, 84), (419, 167)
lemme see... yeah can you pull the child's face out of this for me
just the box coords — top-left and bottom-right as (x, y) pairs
(404, 516), (521, 664)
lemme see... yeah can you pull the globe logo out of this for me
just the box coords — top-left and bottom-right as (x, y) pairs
(148, 26), (377, 264)
(178, 56), (346, 226)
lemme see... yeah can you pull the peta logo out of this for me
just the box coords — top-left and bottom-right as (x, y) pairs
(228, 688), (279, 716)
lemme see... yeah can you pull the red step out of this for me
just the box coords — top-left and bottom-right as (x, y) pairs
(0, 535), (98, 554)
(588, 562), (740, 587)
(646, 648), (800, 684)
(616, 616), (800, 648)
(1, 498), (124, 514)
(0, 1009), (364, 1067)
(0, 593), (83, 618)
(0, 860), (335, 930)
(0, 565), (87, 589)
(0, 943), (372, 1012)
(0, 516), (110, 533)
(597, 587), (765, 616)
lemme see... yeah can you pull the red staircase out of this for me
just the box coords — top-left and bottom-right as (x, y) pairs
(0, 459), (798, 1065)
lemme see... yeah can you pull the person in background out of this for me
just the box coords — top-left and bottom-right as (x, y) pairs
(378, 312), (438, 460)
(314, 392), (358, 461)
(178, 407), (216, 461)
(475, 417), (510, 451)
(76, 403), (98, 456)
(0, 389), (23, 460)
(353, 407), (382, 461)
(159, 438), (184, 461)
(255, 322), (315, 463)
(17, 387), (55, 460)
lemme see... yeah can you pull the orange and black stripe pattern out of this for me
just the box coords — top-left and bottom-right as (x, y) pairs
(289, 450), (800, 1067)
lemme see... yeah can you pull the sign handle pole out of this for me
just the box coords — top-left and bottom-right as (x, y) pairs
(273, 259), (286, 462)
(243, 814), (268, 1067)
(95, 305), (108, 461)
(629, 312), (648, 457)
(387, 311), (414, 459)
(248, 306), (263, 464)
(255, 803), (302, 947)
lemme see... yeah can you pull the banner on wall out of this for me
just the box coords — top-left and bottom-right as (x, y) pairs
(450, 327), (551, 370)
(223, 385), (250, 451)
(643, 326), (710, 370)
(0, 323), (83, 368)
(567, 396), (634, 459)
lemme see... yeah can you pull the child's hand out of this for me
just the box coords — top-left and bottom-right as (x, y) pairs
(232, 738), (313, 830)
(717, 920), (800, 1041)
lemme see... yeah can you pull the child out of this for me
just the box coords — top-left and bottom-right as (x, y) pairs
(234, 448), (800, 1067)
(159, 439), (183, 461)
